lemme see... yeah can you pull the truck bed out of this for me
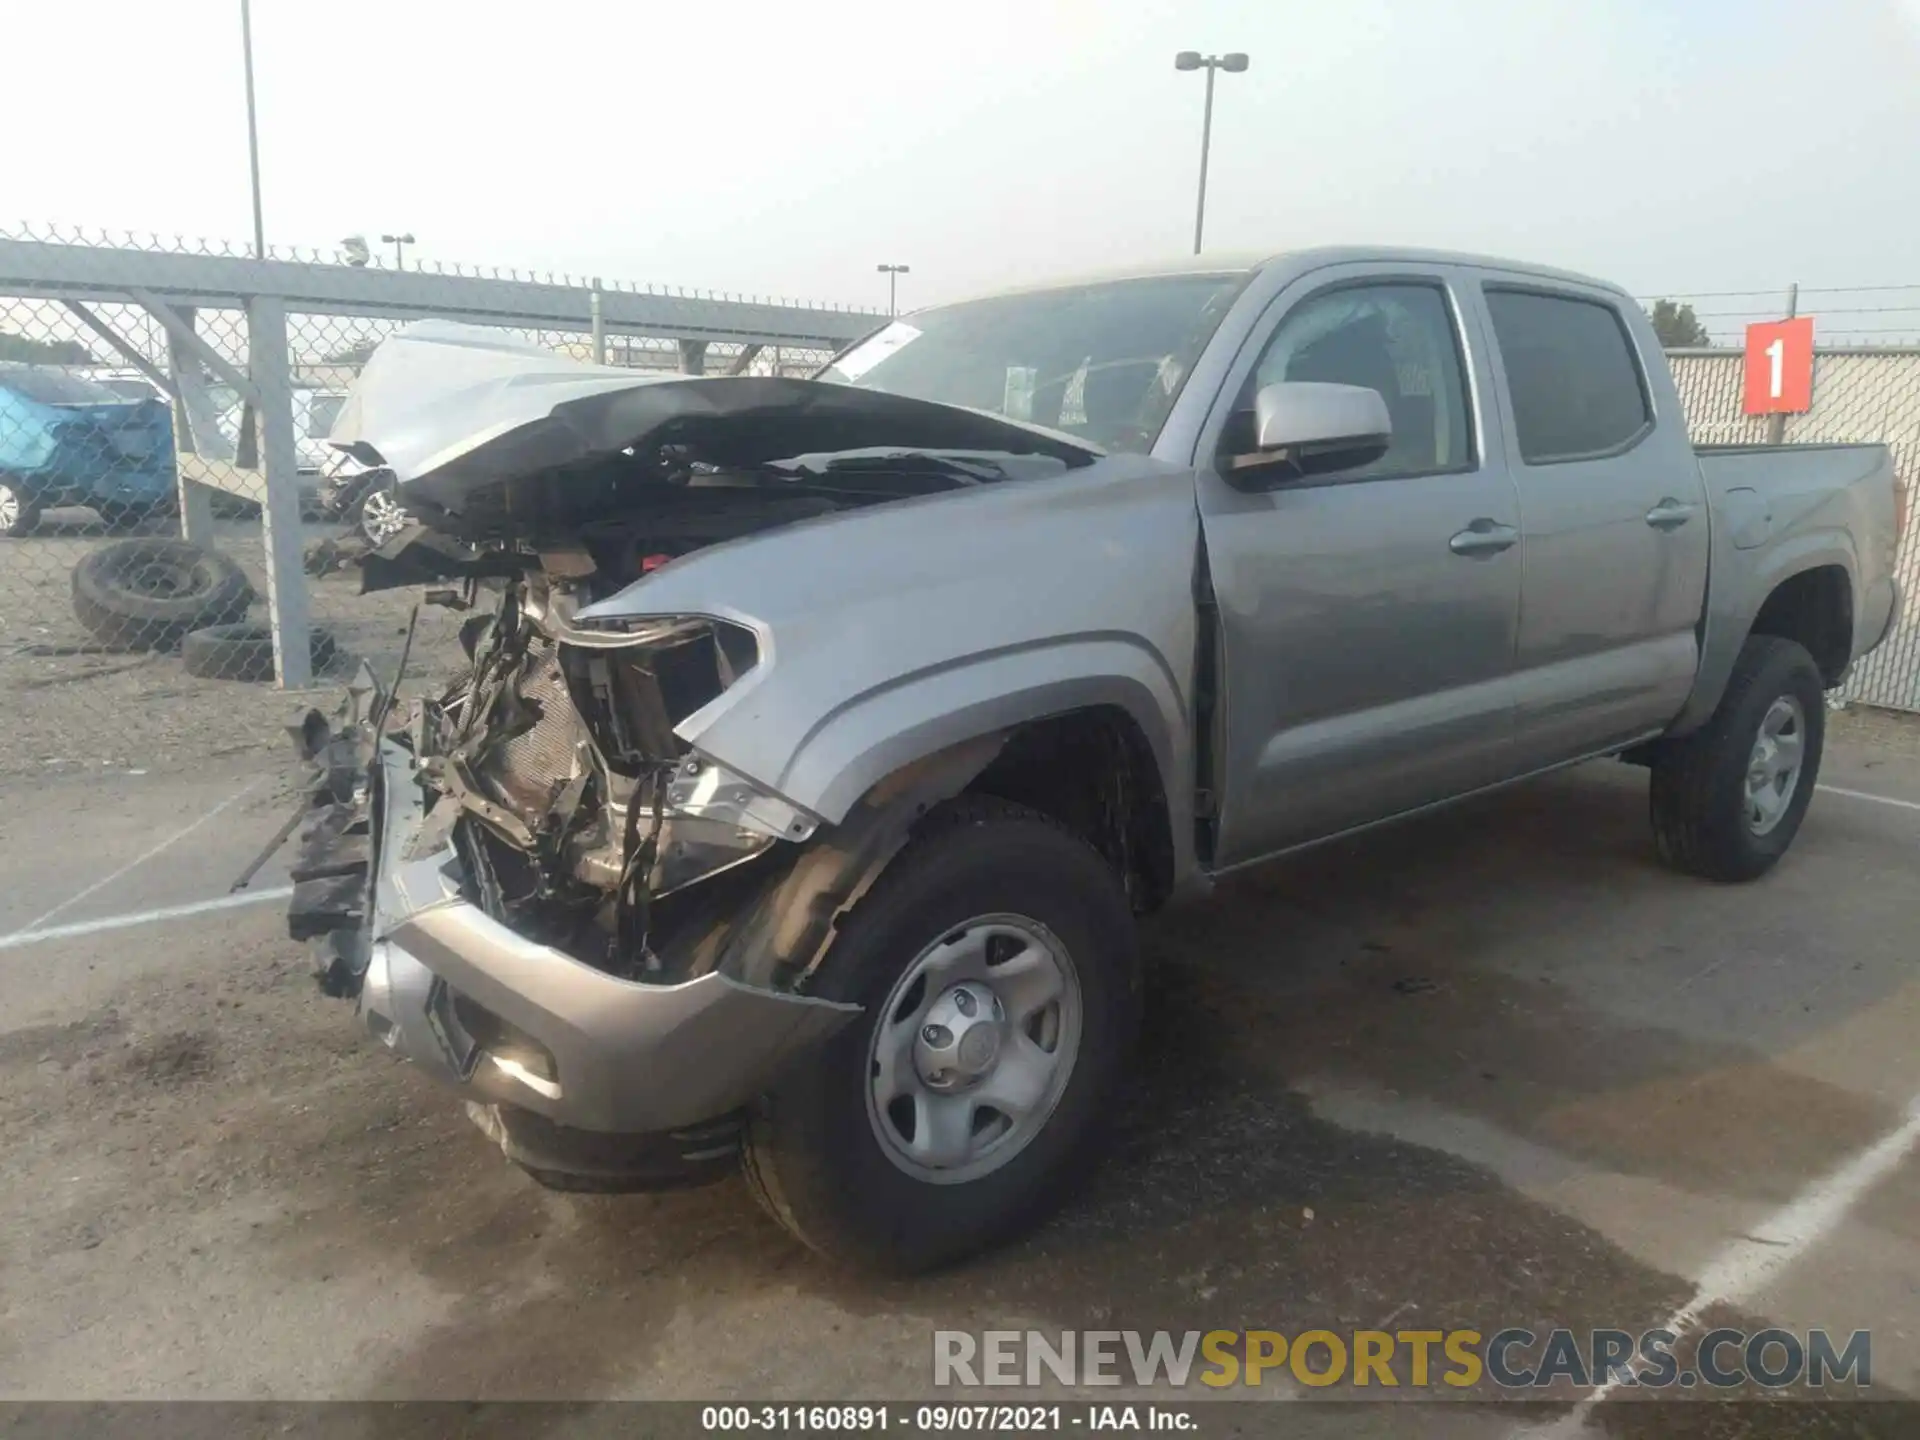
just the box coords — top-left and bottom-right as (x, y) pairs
(1674, 439), (1901, 734)
(1695, 441), (1895, 503)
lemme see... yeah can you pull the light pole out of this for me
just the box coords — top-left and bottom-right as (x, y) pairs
(240, 0), (266, 258)
(1174, 51), (1249, 255)
(877, 263), (910, 317)
(381, 233), (416, 269)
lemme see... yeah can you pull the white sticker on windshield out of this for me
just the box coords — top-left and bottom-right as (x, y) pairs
(832, 321), (921, 380)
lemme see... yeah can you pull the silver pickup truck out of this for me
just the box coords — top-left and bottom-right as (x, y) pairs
(292, 247), (1902, 1273)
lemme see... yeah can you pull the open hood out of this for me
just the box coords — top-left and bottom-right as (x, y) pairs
(328, 321), (1100, 525)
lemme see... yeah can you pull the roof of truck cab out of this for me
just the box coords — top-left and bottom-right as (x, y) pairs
(934, 246), (1628, 305)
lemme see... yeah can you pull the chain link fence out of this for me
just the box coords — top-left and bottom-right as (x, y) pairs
(7, 234), (1920, 788)
(1668, 347), (1920, 711)
(0, 228), (858, 781)
(0, 292), (291, 775)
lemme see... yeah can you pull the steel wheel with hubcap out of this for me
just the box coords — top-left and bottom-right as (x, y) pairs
(0, 480), (39, 538)
(743, 797), (1139, 1274)
(1744, 694), (1806, 835)
(1651, 634), (1826, 881)
(868, 915), (1082, 1185)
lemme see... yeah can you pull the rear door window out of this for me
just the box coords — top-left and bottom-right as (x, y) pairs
(1483, 289), (1650, 463)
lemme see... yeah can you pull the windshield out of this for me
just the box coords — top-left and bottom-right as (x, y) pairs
(818, 271), (1252, 454)
(0, 365), (136, 406)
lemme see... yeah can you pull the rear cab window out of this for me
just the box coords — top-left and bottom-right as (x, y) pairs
(1482, 288), (1651, 464)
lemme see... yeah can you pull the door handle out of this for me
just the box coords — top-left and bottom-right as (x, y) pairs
(1449, 519), (1518, 558)
(1646, 498), (1698, 530)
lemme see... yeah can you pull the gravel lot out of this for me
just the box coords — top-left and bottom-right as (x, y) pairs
(0, 511), (466, 777)
(1, 698), (1918, 1433)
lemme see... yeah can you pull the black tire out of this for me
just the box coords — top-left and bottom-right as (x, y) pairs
(181, 621), (338, 683)
(0, 477), (40, 537)
(742, 797), (1140, 1274)
(1650, 635), (1826, 882)
(70, 537), (254, 652)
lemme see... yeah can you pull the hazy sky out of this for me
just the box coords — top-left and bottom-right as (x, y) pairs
(10, 0), (1920, 329)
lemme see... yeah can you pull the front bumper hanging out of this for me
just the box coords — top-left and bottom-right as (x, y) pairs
(286, 682), (858, 1159)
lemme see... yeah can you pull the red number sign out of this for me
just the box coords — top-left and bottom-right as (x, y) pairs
(1743, 317), (1814, 415)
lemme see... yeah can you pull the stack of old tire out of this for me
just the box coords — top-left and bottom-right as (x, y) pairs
(71, 537), (336, 682)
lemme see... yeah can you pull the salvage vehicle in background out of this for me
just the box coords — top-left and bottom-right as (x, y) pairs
(202, 384), (346, 517)
(291, 248), (1902, 1273)
(316, 445), (411, 546)
(0, 364), (177, 535)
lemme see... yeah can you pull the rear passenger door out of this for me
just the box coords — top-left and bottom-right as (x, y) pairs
(1475, 283), (1710, 771)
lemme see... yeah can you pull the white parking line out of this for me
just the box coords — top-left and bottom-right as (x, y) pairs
(0, 886), (295, 952)
(1817, 783), (1920, 813)
(1511, 1089), (1920, 1437)
(8, 775), (272, 936)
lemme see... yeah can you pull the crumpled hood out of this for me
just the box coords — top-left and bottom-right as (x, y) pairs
(328, 320), (1099, 519)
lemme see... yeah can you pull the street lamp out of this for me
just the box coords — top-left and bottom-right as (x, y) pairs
(381, 233), (416, 268)
(239, 0), (265, 258)
(877, 263), (911, 317)
(1174, 51), (1249, 255)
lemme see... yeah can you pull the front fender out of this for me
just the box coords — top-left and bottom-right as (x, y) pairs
(773, 636), (1191, 832)
(577, 449), (1205, 867)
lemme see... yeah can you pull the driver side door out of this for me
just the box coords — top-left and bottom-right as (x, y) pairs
(1195, 267), (1523, 867)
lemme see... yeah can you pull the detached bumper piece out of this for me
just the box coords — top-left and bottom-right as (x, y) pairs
(286, 666), (383, 998)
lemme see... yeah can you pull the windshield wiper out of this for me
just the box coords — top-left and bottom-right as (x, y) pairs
(770, 448), (1040, 491)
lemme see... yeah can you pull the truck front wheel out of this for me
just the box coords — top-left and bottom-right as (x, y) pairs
(742, 797), (1140, 1273)
(1650, 635), (1826, 882)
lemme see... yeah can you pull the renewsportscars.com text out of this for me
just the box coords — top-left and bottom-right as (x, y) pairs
(933, 1328), (1872, 1390)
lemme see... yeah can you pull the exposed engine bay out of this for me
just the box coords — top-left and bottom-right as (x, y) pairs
(378, 441), (1088, 988)
(307, 321), (1102, 988)
(416, 571), (789, 985)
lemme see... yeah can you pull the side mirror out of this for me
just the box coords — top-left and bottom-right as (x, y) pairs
(1224, 381), (1392, 488)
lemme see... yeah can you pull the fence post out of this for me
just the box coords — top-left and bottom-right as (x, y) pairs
(590, 279), (606, 365)
(246, 294), (313, 687)
(164, 305), (216, 543)
(1766, 282), (1799, 445)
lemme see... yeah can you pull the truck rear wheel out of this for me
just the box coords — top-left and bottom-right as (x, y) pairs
(742, 797), (1139, 1274)
(1650, 635), (1826, 881)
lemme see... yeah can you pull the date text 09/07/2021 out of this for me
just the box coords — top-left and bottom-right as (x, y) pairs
(700, 1406), (1195, 1432)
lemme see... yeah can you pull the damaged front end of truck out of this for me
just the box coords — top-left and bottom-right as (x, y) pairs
(286, 322), (1098, 1190)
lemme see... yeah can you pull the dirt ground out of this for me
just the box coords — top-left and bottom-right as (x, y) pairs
(0, 509), (466, 777)
(0, 699), (1917, 1436)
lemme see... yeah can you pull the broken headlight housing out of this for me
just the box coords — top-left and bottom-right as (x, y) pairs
(559, 615), (761, 770)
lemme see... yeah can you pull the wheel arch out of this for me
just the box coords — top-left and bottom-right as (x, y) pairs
(1747, 563), (1852, 685)
(1674, 538), (1857, 735)
(737, 641), (1195, 919)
